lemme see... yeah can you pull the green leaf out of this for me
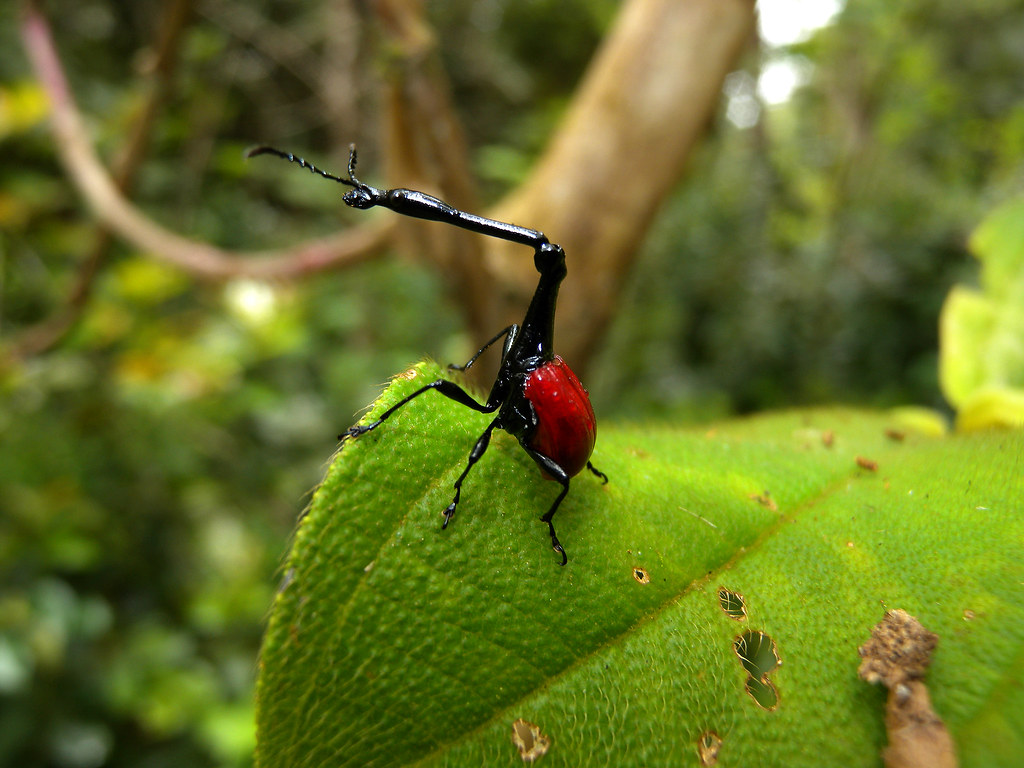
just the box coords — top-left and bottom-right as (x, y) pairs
(940, 197), (1024, 427)
(256, 362), (1024, 767)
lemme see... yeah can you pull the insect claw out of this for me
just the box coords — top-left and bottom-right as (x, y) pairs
(587, 461), (609, 485)
(340, 423), (375, 443)
(552, 540), (567, 566)
(546, 520), (568, 565)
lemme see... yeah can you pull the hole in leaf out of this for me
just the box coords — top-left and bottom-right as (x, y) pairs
(733, 630), (781, 710)
(734, 630), (780, 679)
(696, 730), (723, 766)
(633, 567), (650, 584)
(744, 675), (779, 710)
(717, 588), (746, 620)
(511, 718), (550, 762)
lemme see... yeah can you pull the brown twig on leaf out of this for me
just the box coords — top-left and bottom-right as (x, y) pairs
(859, 609), (957, 768)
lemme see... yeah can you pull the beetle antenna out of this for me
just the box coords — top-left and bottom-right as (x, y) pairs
(346, 144), (360, 186)
(246, 145), (356, 188)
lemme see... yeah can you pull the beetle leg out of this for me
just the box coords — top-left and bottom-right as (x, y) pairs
(545, 488), (570, 567)
(443, 417), (500, 529)
(448, 325), (517, 373)
(340, 379), (497, 441)
(586, 461), (609, 485)
(524, 449), (571, 566)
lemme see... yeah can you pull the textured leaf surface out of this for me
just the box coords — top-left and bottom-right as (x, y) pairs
(256, 362), (1024, 768)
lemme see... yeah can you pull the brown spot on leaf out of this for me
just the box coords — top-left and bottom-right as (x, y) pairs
(633, 567), (650, 584)
(511, 718), (550, 762)
(822, 430), (835, 448)
(856, 455), (879, 472)
(858, 609), (937, 688)
(395, 367), (419, 381)
(749, 491), (778, 511)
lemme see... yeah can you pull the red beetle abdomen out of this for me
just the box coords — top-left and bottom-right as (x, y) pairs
(522, 355), (597, 478)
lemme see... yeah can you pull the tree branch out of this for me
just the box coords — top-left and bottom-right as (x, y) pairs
(366, 0), (757, 374)
(372, 0), (493, 343)
(10, 0), (195, 360)
(20, 3), (391, 283)
(486, 0), (757, 371)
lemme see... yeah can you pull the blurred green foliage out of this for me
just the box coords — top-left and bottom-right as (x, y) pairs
(1, 0), (1022, 766)
(940, 196), (1024, 428)
(592, 0), (1024, 419)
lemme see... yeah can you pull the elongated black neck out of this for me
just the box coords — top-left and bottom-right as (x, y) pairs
(511, 243), (566, 363)
(247, 145), (571, 366)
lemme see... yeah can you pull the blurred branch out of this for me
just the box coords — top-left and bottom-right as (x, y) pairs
(369, 0), (756, 375)
(15, 0), (753, 376)
(198, 0), (324, 90)
(10, 0), (194, 360)
(19, 2), (391, 284)
(487, 0), (757, 372)
(372, 0), (493, 339)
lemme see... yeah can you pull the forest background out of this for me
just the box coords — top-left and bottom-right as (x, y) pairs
(2, 0), (1022, 766)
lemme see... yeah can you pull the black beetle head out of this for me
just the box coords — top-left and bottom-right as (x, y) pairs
(343, 187), (376, 209)
(535, 243), (567, 280)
